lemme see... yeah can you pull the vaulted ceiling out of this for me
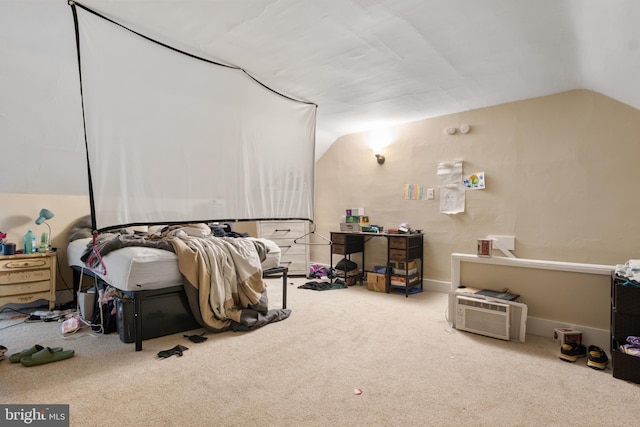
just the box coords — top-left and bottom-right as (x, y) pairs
(71, 0), (640, 157)
(2, 0), (640, 193)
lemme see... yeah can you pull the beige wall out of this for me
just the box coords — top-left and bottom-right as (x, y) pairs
(2, 89), (637, 329)
(459, 262), (610, 330)
(0, 195), (258, 300)
(0, 193), (91, 297)
(312, 90), (640, 282)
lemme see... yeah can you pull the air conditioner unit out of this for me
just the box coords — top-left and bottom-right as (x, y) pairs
(455, 294), (528, 342)
(456, 295), (510, 340)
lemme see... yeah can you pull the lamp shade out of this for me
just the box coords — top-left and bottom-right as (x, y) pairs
(35, 208), (55, 225)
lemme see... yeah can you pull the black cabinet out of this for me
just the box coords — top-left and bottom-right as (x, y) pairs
(611, 273), (640, 384)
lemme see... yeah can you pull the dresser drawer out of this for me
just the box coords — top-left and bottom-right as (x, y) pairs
(0, 257), (51, 272)
(279, 258), (308, 274)
(0, 253), (57, 310)
(258, 221), (308, 239)
(0, 268), (51, 285)
(276, 243), (307, 256)
(0, 280), (52, 297)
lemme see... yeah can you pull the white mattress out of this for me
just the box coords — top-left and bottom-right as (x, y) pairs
(67, 237), (281, 292)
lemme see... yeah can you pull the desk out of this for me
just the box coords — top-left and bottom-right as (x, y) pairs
(330, 232), (423, 297)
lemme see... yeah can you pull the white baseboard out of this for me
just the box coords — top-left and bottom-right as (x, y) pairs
(312, 265), (611, 349)
(423, 278), (451, 293)
(526, 316), (610, 350)
(429, 280), (610, 350)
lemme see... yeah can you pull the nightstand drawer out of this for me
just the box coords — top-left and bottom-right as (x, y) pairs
(0, 252), (57, 309)
(0, 257), (51, 272)
(0, 269), (51, 284)
(0, 280), (52, 297)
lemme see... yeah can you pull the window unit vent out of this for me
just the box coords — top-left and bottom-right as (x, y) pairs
(455, 294), (528, 342)
(456, 295), (510, 340)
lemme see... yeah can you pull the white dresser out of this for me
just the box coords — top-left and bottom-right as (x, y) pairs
(257, 220), (309, 275)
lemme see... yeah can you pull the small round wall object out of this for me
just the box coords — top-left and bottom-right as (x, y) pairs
(353, 388), (363, 395)
(460, 124), (471, 134)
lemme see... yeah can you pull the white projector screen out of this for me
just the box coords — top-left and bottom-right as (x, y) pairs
(72, 4), (316, 231)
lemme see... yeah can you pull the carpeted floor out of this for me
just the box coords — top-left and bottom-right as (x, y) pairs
(1, 276), (639, 426)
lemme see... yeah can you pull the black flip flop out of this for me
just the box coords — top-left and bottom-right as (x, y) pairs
(157, 344), (189, 359)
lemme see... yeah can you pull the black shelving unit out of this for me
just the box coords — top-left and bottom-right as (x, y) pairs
(610, 272), (640, 384)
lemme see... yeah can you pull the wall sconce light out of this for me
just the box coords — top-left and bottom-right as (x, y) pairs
(35, 208), (54, 251)
(368, 127), (394, 165)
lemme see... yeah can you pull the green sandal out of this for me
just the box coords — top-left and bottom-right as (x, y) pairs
(20, 347), (74, 367)
(9, 345), (63, 363)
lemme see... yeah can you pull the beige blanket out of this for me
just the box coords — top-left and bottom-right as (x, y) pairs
(165, 225), (275, 331)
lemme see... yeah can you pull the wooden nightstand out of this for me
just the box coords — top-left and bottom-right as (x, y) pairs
(0, 252), (57, 310)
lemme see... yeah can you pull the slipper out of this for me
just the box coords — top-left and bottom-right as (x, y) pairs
(20, 347), (74, 367)
(184, 332), (207, 343)
(157, 344), (188, 359)
(9, 345), (63, 363)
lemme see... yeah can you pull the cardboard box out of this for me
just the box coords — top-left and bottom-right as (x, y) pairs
(554, 328), (582, 345)
(367, 272), (388, 292)
(345, 215), (360, 223)
(393, 267), (418, 276)
(390, 273), (420, 287)
(349, 208), (365, 216)
(340, 222), (360, 232)
(390, 260), (417, 271)
(372, 265), (387, 274)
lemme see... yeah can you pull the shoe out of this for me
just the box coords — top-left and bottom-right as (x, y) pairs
(559, 342), (587, 362)
(0, 345), (7, 362)
(157, 344), (189, 359)
(20, 347), (74, 367)
(587, 345), (609, 370)
(9, 344), (63, 363)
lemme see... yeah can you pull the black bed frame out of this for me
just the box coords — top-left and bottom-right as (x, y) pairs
(72, 266), (288, 351)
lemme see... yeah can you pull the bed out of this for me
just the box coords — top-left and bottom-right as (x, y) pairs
(67, 221), (289, 350)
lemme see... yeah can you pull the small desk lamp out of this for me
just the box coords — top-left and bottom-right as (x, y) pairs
(35, 208), (54, 251)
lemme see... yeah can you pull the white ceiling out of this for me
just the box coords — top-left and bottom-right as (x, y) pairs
(72, 0), (640, 158)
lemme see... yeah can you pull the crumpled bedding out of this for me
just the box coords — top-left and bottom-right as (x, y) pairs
(80, 223), (289, 332)
(167, 229), (290, 332)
